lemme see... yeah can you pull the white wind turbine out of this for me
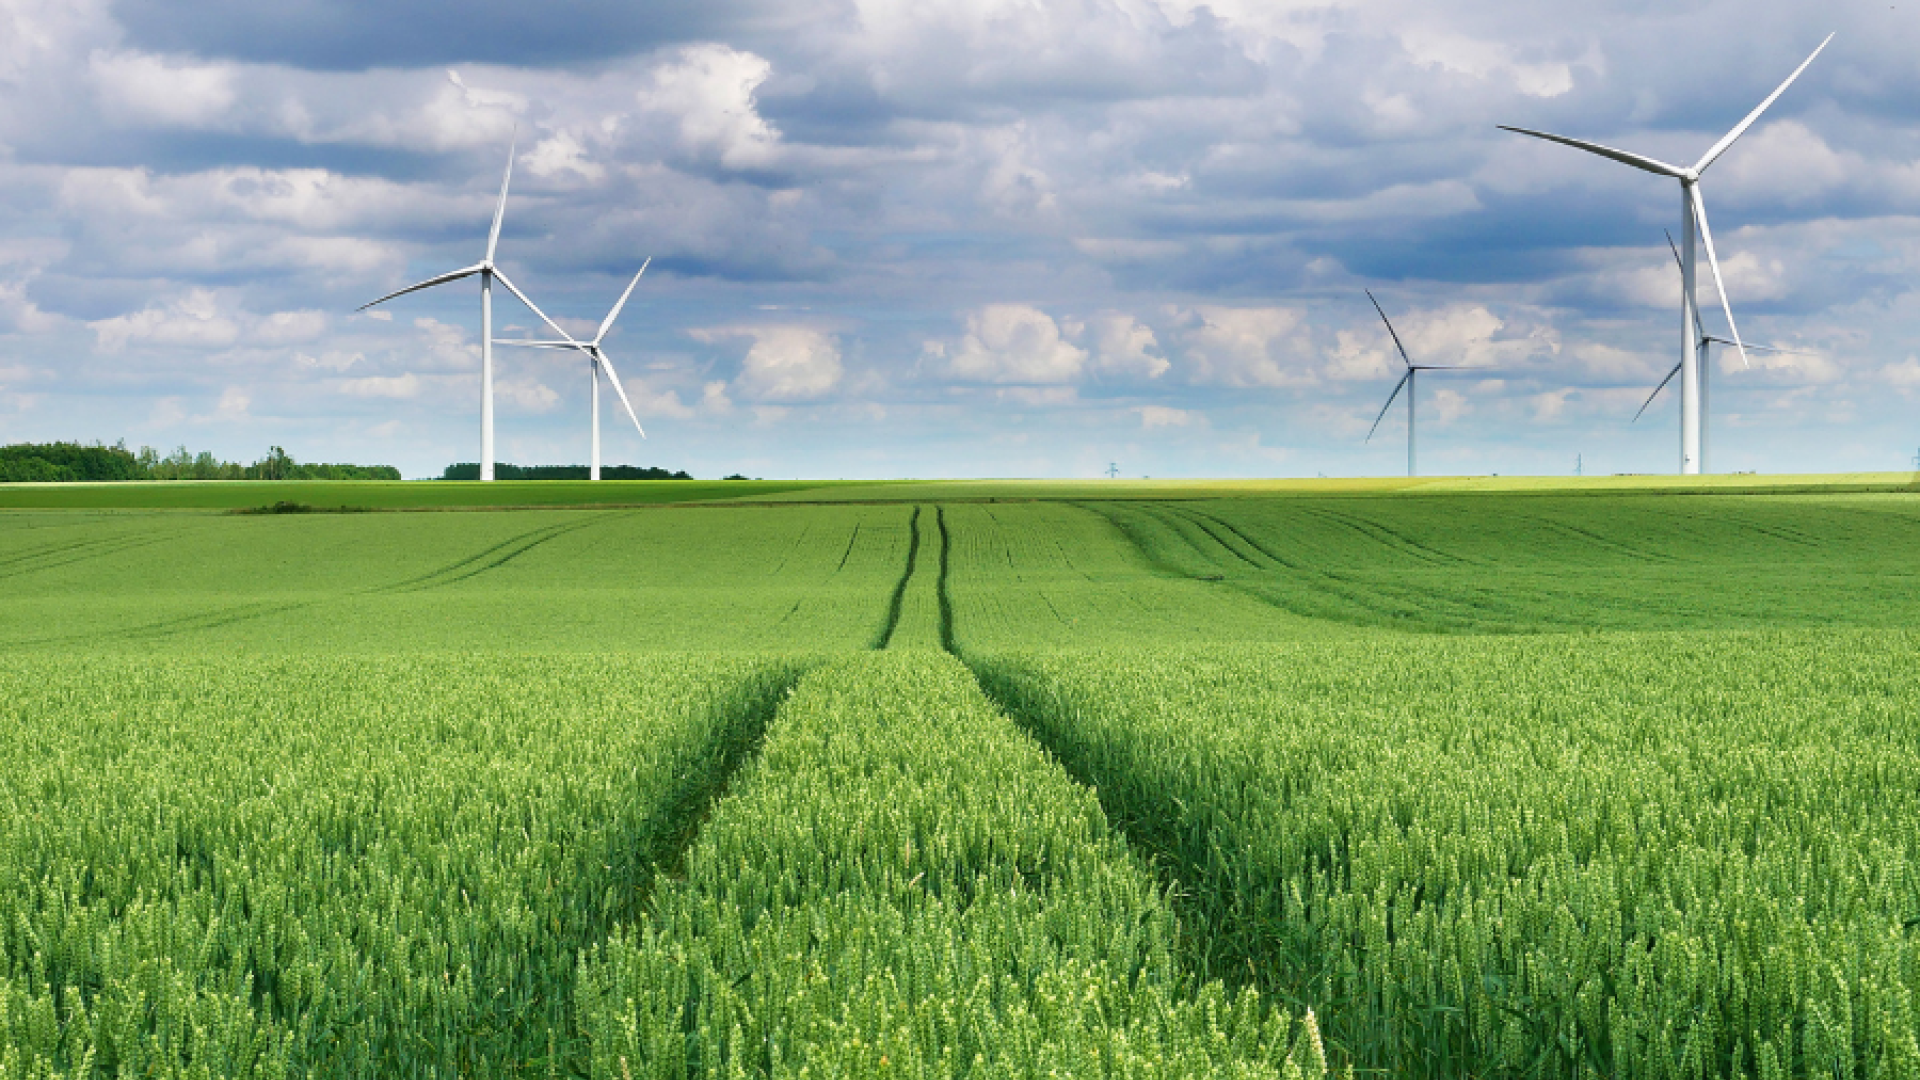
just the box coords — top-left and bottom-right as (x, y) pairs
(1500, 33), (1832, 475)
(1364, 291), (1464, 478)
(495, 260), (651, 480)
(1632, 230), (1806, 469)
(358, 136), (583, 482)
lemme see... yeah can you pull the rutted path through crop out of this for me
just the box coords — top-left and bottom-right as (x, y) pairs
(576, 649), (1327, 1077)
(569, 505), (1329, 1075)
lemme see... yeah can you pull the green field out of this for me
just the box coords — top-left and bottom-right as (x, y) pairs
(3, 477), (1918, 1077)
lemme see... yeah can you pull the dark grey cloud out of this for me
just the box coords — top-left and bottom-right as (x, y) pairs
(110, 0), (804, 70)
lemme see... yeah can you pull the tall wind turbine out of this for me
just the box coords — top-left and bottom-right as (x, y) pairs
(1500, 33), (1832, 475)
(358, 137), (581, 482)
(496, 260), (652, 480)
(1364, 291), (1461, 478)
(1633, 231), (1805, 470)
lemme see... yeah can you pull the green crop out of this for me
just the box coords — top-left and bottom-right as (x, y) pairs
(0, 655), (802, 1077)
(973, 633), (1920, 1078)
(575, 650), (1329, 1078)
(5, 481), (1920, 1077)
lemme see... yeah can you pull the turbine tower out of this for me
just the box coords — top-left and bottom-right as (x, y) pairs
(1364, 291), (1460, 478)
(496, 260), (652, 480)
(358, 137), (582, 482)
(1500, 34), (1832, 475)
(1633, 231), (1804, 470)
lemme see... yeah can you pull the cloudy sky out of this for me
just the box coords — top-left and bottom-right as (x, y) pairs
(1, 0), (1915, 479)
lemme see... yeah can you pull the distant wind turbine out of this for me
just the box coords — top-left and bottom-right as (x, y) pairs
(496, 260), (652, 481)
(1500, 33), (1832, 474)
(357, 136), (582, 482)
(1633, 231), (1806, 471)
(1364, 291), (1466, 478)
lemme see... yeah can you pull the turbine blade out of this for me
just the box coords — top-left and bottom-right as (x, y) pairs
(1366, 290), (1414, 369)
(358, 264), (485, 310)
(492, 339), (579, 350)
(595, 257), (651, 345)
(491, 268), (582, 346)
(1689, 186), (1750, 368)
(1366, 372), (1412, 442)
(1693, 33), (1834, 174)
(1497, 126), (1687, 178)
(1666, 229), (1708, 338)
(1633, 362), (1684, 422)
(486, 131), (516, 263)
(1706, 337), (1802, 355)
(595, 348), (646, 438)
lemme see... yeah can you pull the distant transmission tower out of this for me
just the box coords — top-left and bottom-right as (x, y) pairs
(1106, 462), (1120, 478)
(1576, 454), (1583, 477)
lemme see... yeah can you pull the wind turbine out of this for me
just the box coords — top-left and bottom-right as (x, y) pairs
(357, 136), (582, 482)
(1364, 291), (1462, 478)
(1633, 231), (1805, 470)
(495, 260), (652, 481)
(1500, 33), (1832, 475)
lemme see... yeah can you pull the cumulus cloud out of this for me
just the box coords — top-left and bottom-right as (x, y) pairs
(693, 325), (843, 401)
(938, 304), (1087, 384)
(88, 290), (327, 354)
(1178, 306), (1315, 388)
(0, 276), (63, 334)
(90, 289), (242, 353)
(640, 44), (780, 170)
(1089, 312), (1169, 379)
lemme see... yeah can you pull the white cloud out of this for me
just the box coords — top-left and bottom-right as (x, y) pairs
(496, 378), (560, 412)
(337, 373), (422, 399)
(693, 325), (843, 402)
(1089, 312), (1169, 379)
(90, 289), (241, 353)
(1137, 405), (1194, 428)
(89, 50), (235, 127)
(1530, 389), (1573, 423)
(1179, 305), (1315, 388)
(524, 130), (606, 182)
(1430, 387), (1469, 424)
(1884, 357), (1920, 392)
(940, 304), (1087, 384)
(0, 276), (61, 334)
(213, 386), (251, 421)
(640, 45), (780, 170)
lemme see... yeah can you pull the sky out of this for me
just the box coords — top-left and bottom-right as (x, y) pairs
(1, 0), (1917, 480)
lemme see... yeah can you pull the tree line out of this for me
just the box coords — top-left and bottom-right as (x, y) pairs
(0, 442), (401, 482)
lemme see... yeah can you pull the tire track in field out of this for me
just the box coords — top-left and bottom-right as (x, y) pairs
(1161, 503), (1550, 633)
(1527, 514), (1683, 564)
(374, 514), (611, 593)
(5, 598), (320, 648)
(832, 523), (862, 573)
(1292, 503), (1472, 566)
(1147, 503), (1266, 569)
(767, 522), (812, 577)
(0, 531), (177, 581)
(873, 505), (921, 649)
(935, 505), (957, 653)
